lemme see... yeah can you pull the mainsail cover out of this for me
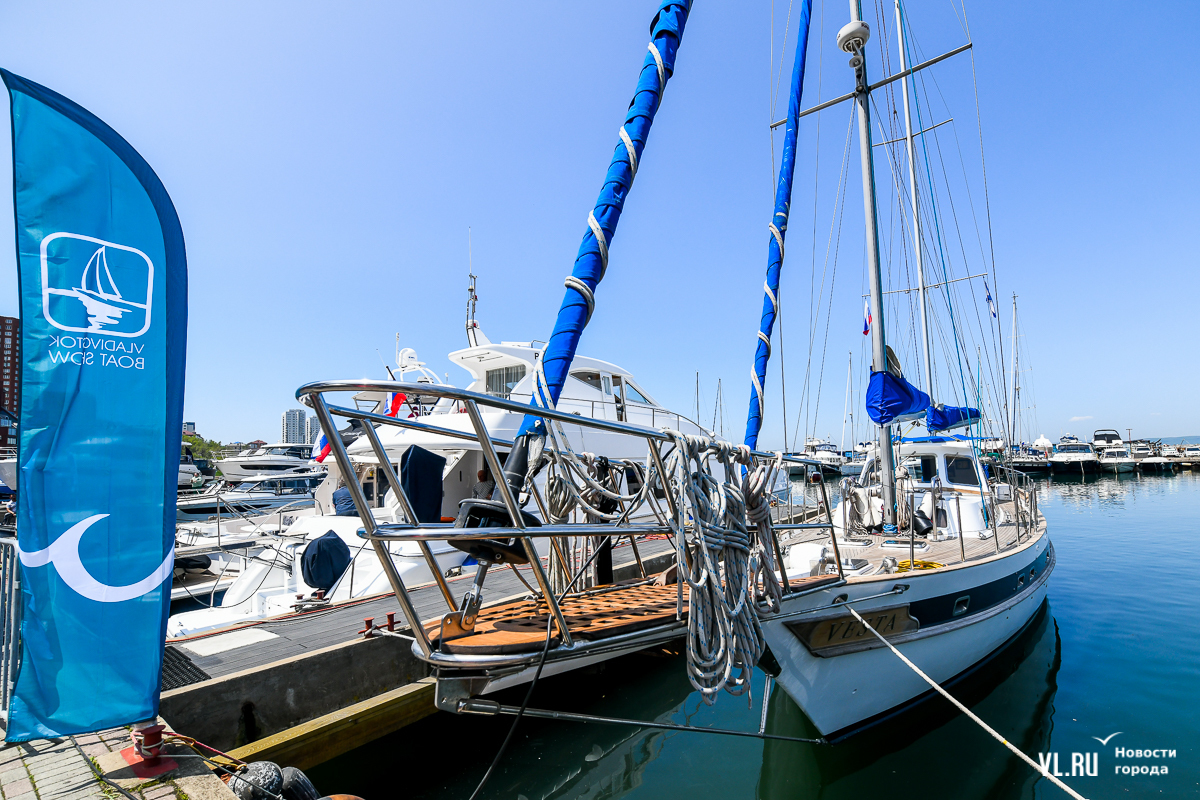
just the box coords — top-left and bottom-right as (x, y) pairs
(927, 403), (980, 432)
(743, 0), (813, 450)
(866, 371), (931, 426)
(520, 1), (691, 434)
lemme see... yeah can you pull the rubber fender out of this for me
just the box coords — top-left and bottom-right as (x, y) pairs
(281, 766), (321, 800)
(230, 761), (283, 800)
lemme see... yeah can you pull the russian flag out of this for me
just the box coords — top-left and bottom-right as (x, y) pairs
(863, 300), (871, 336)
(387, 392), (407, 418)
(311, 431), (331, 463)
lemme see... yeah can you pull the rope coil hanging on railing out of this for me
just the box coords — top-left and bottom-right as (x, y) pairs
(659, 433), (784, 703)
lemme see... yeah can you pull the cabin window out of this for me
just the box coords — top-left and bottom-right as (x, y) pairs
(945, 456), (979, 486)
(601, 375), (613, 396)
(904, 455), (938, 483)
(485, 365), (526, 399)
(570, 371), (603, 392)
(624, 383), (652, 405)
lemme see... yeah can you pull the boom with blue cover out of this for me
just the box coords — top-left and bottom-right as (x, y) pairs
(866, 371), (931, 426)
(521, 2), (691, 434)
(927, 403), (980, 432)
(744, 0), (813, 450)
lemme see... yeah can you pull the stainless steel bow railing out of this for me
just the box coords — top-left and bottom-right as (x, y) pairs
(296, 379), (833, 665)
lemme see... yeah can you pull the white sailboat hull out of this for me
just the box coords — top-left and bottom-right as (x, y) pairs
(761, 534), (1051, 738)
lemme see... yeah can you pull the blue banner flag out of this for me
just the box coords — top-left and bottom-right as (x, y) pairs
(2, 69), (186, 740)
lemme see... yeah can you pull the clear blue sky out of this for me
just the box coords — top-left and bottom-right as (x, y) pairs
(0, 1), (1194, 447)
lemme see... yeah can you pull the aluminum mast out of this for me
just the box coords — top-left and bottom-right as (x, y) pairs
(839, 2), (897, 527)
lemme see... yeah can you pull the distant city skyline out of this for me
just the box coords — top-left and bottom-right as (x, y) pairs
(305, 415), (321, 445)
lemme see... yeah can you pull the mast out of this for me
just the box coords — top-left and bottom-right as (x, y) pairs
(839, 2), (898, 527)
(894, 1), (933, 394)
(1009, 293), (1018, 448)
(840, 353), (851, 451)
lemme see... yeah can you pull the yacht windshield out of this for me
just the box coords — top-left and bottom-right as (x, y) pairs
(945, 456), (979, 486)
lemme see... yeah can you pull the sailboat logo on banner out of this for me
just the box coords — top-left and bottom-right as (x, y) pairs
(41, 232), (154, 337)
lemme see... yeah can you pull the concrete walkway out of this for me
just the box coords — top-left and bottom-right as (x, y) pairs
(1, 726), (234, 800)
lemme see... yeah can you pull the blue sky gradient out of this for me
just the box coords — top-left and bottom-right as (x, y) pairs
(0, 1), (1194, 446)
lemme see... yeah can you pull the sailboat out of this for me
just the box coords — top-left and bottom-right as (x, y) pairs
(288, 0), (1050, 751)
(748, 2), (1053, 738)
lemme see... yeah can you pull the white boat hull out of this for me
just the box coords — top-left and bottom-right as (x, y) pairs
(761, 534), (1052, 738)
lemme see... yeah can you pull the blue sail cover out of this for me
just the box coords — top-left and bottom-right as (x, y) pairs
(3, 70), (186, 739)
(520, 1), (691, 435)
(866, 371), (930, 426)
(927, 403), (980, 432)
(744, 0), (813, 450)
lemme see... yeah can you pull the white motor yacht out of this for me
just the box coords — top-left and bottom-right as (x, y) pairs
(803, 438), (846, 476)
(1048, 440), (1099, 475)
(1183, 445), (1200, 468)
(1099, 447), (1137, 474)
(215, 443), (316, 480)
(167, 324), (708, 638)
(176, 472), (325, 520)
(179, 447), (202, 489)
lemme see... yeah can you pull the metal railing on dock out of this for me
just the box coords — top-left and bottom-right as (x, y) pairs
(0, 536), (21, 720)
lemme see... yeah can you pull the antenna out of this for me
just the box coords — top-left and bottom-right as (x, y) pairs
(466, 228), (480, 346)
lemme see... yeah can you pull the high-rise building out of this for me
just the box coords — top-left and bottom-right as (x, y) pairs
(182, 421), (197, 435)
(306, 415), (322, 444)
(0, 316), (20, 449)
(280, 409), (306, 444)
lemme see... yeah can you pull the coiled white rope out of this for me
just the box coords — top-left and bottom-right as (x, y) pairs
(661, 432), (783, 704)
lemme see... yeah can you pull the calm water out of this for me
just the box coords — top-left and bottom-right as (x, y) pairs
(311, 472), (1200, 799)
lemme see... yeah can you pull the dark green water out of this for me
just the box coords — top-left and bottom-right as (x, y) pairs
(310, 472), (1200, 799)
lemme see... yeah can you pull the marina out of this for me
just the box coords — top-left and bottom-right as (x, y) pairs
(0, 1), (1194, 799)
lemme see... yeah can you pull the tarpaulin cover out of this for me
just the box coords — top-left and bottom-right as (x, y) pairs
(866, 371), (930, 426)
(2, 69), (187, 739)
(743, 0), (813, 450)
(926, 403), (980, 432)
(301, 532), (352, 592)
(520, 1), (691, 435)
(401, 444), (446, 524)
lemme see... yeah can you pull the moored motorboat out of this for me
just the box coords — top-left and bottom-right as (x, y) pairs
(1048, 439), (1100, 475)
(1099, 447), (1136, 474)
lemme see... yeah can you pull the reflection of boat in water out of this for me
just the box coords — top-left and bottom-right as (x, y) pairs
(760, 600), (1060, 799)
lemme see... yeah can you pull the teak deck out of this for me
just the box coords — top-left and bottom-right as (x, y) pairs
(424, 573), (842, 655)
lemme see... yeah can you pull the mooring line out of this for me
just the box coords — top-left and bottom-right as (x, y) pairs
(845, 606), (1087, 800)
